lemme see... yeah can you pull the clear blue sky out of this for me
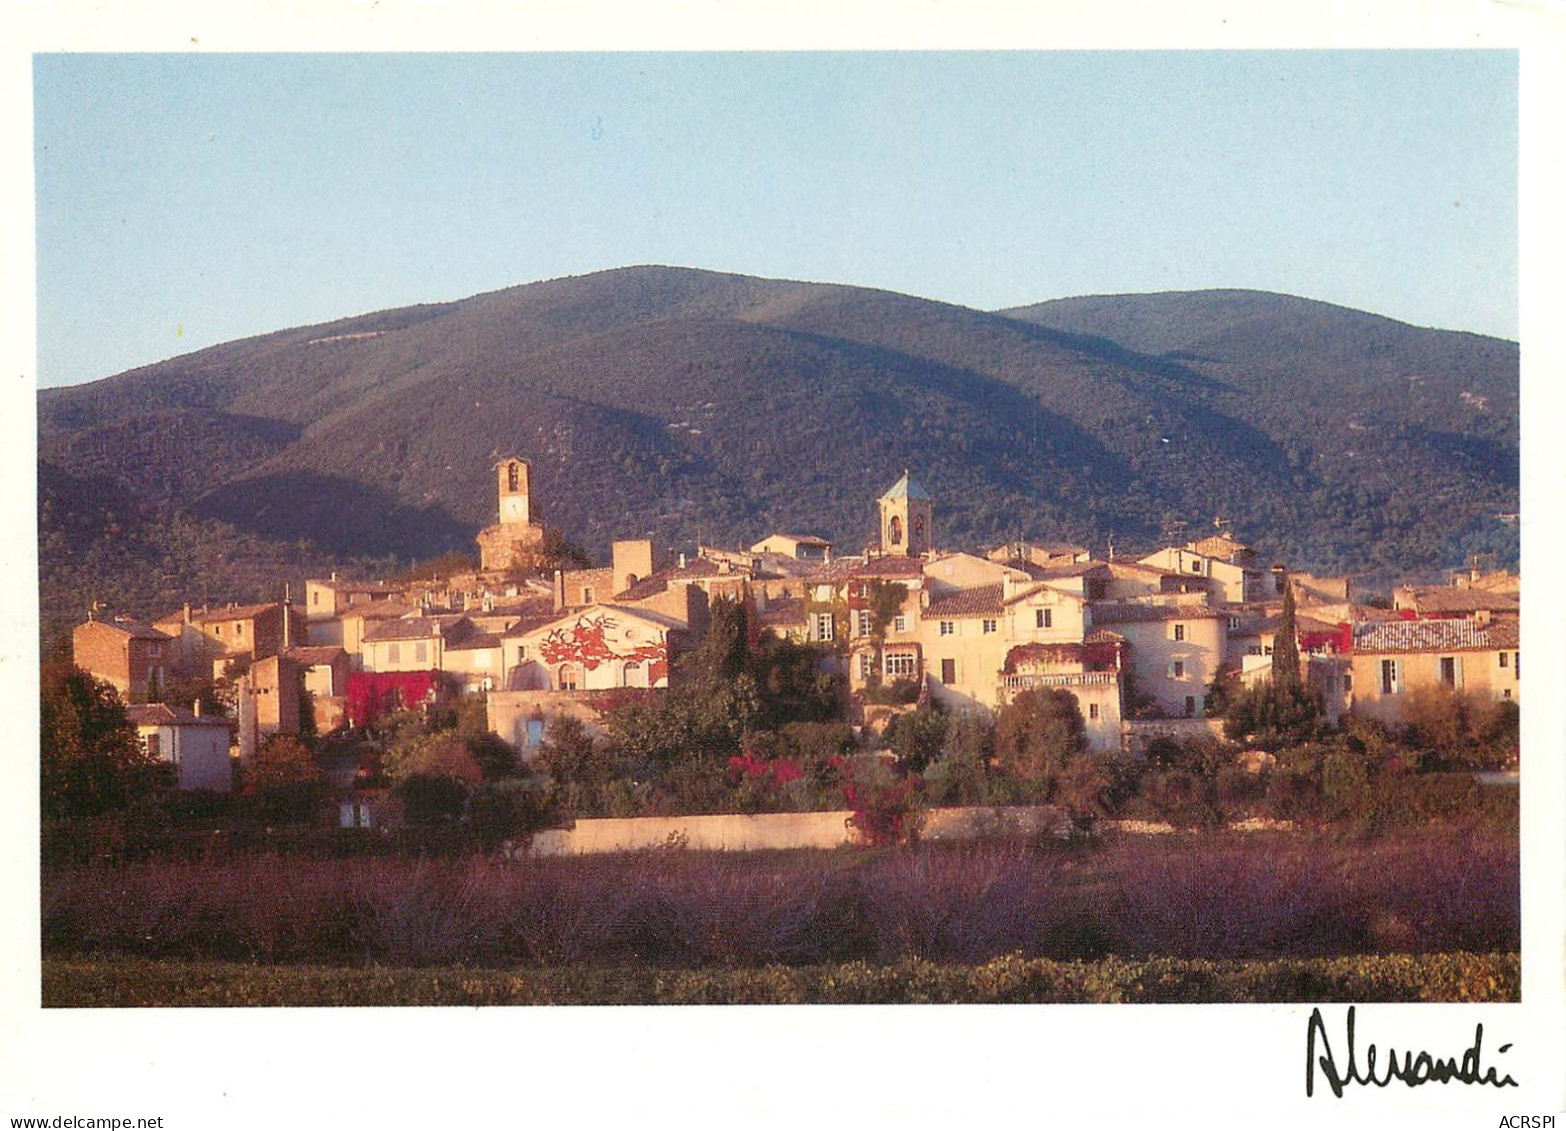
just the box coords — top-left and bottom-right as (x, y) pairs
(33, 50), (1517, 388)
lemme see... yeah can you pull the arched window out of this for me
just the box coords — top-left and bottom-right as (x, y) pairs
(888, 515), (903, 546)
(557, 664), (580, 691)
(623, 661), (647, 688)
(912, 516), (926, 546)
(507, 462), (520, 492)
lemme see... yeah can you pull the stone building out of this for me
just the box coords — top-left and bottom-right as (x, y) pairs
(476, 456), (547, 572)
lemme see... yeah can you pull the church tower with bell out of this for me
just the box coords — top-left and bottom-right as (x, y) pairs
(477, 455), (545, 572)
(877, 471), (934, 556)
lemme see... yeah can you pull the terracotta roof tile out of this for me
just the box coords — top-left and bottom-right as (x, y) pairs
(1089, 603), (1226, 625)
(1353, 618), (1518, 654)
(925, 584), (1005, 618)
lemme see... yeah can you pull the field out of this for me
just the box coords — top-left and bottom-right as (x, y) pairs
(40, 825), (1518, 1005)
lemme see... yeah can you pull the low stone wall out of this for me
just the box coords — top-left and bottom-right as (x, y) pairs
(527, 804), (1069, 856)
(530, 810), (857, 855)
(1123, 717), (1227, 754)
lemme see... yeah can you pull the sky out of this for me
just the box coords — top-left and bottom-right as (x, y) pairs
(31, 49), (1519, 389)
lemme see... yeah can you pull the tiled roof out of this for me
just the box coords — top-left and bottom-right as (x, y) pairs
(1089, 603), (1227, 625)
(925, 584), (1005, 618)
(1403, 587), (1520, 615)
(307, 577), (397, 594)
(340, 599), (415, 621)
(283, 646), (346, 666)
(1187, 533), (1253, 559)
(447, 632), (503, 651)
(189, 602), (283, 624)
(879, 471), (932, 501)
(615, 559), (736, 601)
(1237, 613), (1344, 637)
(828, 556), (928, 581)
(88, 618), (173, 641)
(362, 615), (469, 643)
(124, 703), (231, 728)
(1084, 628), (1126, 644)
(1353, 618), (1519, 654)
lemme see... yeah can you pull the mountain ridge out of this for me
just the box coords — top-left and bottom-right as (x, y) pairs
(37, 266), (1518, 644)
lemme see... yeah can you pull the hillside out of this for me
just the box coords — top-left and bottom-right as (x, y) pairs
(38, 268), (1518, 643)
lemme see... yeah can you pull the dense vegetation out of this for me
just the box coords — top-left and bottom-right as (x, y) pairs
(38, 268), (1518, 648)
(41, 828), (1517, 990)
(44, 951), (1517, 1007)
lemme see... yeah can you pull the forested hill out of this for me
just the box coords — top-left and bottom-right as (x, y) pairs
(38, 267), (1517, 640)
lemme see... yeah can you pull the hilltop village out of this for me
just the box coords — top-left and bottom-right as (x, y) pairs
(68, 457), (1521, 822)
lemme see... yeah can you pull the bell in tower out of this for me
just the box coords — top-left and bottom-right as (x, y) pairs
(498, 458), (531, 527)
(877, 471), (934, 557)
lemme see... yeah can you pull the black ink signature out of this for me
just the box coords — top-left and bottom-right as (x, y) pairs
(1306, 1006), (1518, 1097)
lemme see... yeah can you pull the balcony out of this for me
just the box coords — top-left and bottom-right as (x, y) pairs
(1000, 671), (1118, 691)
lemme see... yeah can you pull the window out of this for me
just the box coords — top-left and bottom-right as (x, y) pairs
(387, 642), (401, 664)
(1170, 661), (1185, 680)
(312, 590), (321, 607)
(1343, 672), (1353, 691)
(1381, 659), (1400, 694)
(558, 664), (579, 691)
(814, 613), (835, 642)
(623, 661), (646, 688)
(1184, 696), (1197, 717)
(414, 641), (429, 664)
(858, 653), (874, 680)
(1247, 645), (1263, 656)
(856, 610), (872, 637)
(1173, 624), (1186, 642)
(1189, 561), (1202, 573)
(214, 624), (223, 637)
(145, 733), (161, 758)
(1440, 656), (1461, 687)
(234, 622), (245, 636)
(893, 615), (907, 634)
(1498, 651), (1508, 668)
(516, 645), (528, 662)
(940, 658), (956, 684)
(525, 718), (544, 746)
(1088, 703), (1099, 721)
(939, 621), (955, 636)
(888, 516), (903, 546)
(982, 619), (997, 634)
(1503, 688), (1513, 700)
(508, 462), (520, 492)
(582, 587), (594, 604)
(1036, 608), (1053, 629)
(885, 653), (917, 678)
(1514, 652), (1521, 678)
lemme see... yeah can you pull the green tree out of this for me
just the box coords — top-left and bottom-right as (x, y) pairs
(1272, 572), (1302, 690)
(40, 663), (165, 819)
(995, 688), (1087, 787)
(884, 707), (947, 774)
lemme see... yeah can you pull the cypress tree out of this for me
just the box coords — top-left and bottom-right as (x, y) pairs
(1272, 572), (1301, 690)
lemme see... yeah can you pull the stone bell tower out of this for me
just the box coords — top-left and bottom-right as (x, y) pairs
(877, 470), (933, 556)
(478, 456), (545, 572)
(497, 457), (531, 526)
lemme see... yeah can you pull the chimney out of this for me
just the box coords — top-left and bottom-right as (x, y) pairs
(182, 603), (192, 624)
(679, 553), (687, 569)
(193, 699), (202, 718)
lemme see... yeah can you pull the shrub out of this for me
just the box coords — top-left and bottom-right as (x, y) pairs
(883, 707), (947, 773)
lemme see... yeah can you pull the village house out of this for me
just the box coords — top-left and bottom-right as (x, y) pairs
(153, 601), (308, 678)
(1349, 616), (1520, 725)
(1086, 603), (1229, 718)
(487, 604), (691, 758)
(124, 702), (234, 792)
(359, 614), (472, 674)
(1392, 583), (1520, 621)
(71, 615), (173, 703)
(302, 576), (406, 645)
(1138, 532), (1267, 606)
(750, 532), (833, 561)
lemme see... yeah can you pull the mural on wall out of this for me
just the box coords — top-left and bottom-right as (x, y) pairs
(537, 614), (669, 684)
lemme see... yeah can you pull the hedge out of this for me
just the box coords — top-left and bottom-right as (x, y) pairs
(43, 951), (1517, 1007)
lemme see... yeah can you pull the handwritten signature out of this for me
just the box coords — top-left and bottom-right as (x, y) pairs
(1306, 1006), (1518, 1097)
